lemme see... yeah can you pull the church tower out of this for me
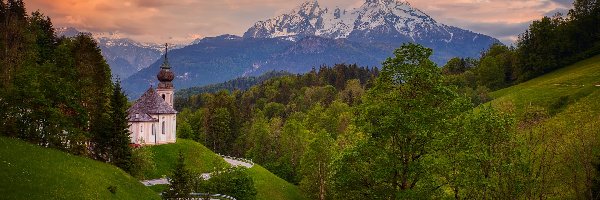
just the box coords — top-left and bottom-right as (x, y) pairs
(157, 44), (175, 107)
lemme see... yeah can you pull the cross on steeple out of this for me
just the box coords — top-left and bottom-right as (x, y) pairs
(161, 43), (171, 69)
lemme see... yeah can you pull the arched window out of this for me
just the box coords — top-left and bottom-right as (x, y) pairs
(162, 121), (165, 135)
(162, 94), (165, 100)
(151, 124), (155, 135)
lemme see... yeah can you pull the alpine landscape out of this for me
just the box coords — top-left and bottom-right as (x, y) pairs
(1, 0), (600, 199)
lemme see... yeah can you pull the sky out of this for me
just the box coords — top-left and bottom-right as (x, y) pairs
(26, 0), (574, 45)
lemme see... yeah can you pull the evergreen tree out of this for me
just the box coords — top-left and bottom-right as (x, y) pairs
(109, 79), (133, 172)
(163, 151), (193, 199)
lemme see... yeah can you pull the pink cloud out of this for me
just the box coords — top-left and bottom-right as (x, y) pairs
(24, 0), (572, 44)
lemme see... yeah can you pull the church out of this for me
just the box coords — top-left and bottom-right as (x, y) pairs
(127, 45), (177, 145)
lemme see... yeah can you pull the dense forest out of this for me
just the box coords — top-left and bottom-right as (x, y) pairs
(2, 0), (600, 199)
(174, 0), (600, 199)
(175, 43), (523, 199)
(0, 0), (135, 174)
(175, 70), (291, 100)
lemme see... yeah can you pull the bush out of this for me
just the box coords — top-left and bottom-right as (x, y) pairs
(204, 167), (257, 200)
(130, 147), (156, 180)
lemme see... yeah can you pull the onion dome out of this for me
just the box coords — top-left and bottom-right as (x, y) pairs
(157, 68), (174, 82)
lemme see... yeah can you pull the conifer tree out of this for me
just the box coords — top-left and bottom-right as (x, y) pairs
(109, 79), (133, 172)
(164, 151), (193, 199)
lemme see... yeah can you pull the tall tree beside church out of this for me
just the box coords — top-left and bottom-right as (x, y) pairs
(108, 79), (133, 172)
(72, 33), (114, 160)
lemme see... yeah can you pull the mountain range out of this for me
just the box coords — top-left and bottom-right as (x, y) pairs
(120, 0), (500, 98)
(56, 27), (164, 80)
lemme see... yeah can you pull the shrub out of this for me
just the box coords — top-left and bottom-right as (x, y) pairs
(204, 167), (257, 200)
(130, 147), (156, 180)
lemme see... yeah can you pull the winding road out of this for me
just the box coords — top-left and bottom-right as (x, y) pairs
(141, 155), (254, 186)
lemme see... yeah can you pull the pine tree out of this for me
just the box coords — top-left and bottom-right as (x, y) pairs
(109, 79), (133, 173)
(163, 151), (193, 199)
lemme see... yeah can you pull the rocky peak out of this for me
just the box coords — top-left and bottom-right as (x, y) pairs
(365, 0), (404, 7)
(295, 0), (322, 16)
(243, 0), (446, 41)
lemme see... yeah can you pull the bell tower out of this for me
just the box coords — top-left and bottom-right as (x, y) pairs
(156, 43), (175, 107)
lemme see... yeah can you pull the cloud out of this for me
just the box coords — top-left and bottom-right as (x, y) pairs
(544, 7), (570, 17)
(549, 0), (574, 7)
(408, 0), (573, 44)
(24, 0), (573, 45)
(130, 0), (177, 8)
(452, 20), (531, 45)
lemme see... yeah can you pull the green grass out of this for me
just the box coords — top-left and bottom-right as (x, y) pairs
(148, 184), (169, 194)
(488, 54), (600, 198)
(491, 54), (600, 117)
(148, 139), (305, 199)
(247, 165), (306, 200)
(144, 139), (228, 179)
(0, 136), (160, 200)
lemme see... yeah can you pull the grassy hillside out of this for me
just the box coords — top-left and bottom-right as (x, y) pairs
(489, 54), (600, 198)
(148, 139), (305, 199)
(491, 54), (600, 116)
(248, 165), (306, 200)
(145, 139), (228, 179)
(0, 136), (160, 200)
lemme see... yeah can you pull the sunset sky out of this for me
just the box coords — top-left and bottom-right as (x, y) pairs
(26, 0), (574, 45)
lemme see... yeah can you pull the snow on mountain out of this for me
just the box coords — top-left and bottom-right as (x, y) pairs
(244, 0), (493, 46)
(56, 27), (164, 79)
(124, 0), (499, 99)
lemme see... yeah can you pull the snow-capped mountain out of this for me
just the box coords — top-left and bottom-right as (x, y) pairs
(56, 27), (164, 79)
(244, 0), (497, 45)
(123, 0), (499, 99)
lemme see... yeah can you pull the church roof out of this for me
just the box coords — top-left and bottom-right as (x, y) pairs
(128, 112), (159, 122)
(128, 87), (177, 119)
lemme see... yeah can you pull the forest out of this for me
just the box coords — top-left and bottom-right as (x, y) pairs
(0, 0), (135, 175)
(1, 0), (600, 199)
(174, 0), (600, 198)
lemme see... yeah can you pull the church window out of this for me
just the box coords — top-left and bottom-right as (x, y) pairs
(152, 124), (155, 135)
(162, 121), (165, 135)
(162, 94), (165, 100)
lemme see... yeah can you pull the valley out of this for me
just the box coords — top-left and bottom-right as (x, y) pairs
(2, 0), (600, 199)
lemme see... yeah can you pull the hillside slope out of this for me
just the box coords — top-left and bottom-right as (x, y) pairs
(0, 137), (160, 200)
(489, 55), (600, 198)
(147, 139), (306, 200)
(145, 139), (229, 179)
(248, 165), (306, 200)
(491, 54), (600, 115)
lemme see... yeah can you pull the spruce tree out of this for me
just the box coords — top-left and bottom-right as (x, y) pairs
(164, 151), (193, 199)
(109, 79), (133, 172)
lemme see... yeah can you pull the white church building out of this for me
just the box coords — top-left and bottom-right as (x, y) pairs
(127, 44), (177, 145)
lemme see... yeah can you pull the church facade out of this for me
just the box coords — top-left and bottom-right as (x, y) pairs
(127, 45), (177, 145)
